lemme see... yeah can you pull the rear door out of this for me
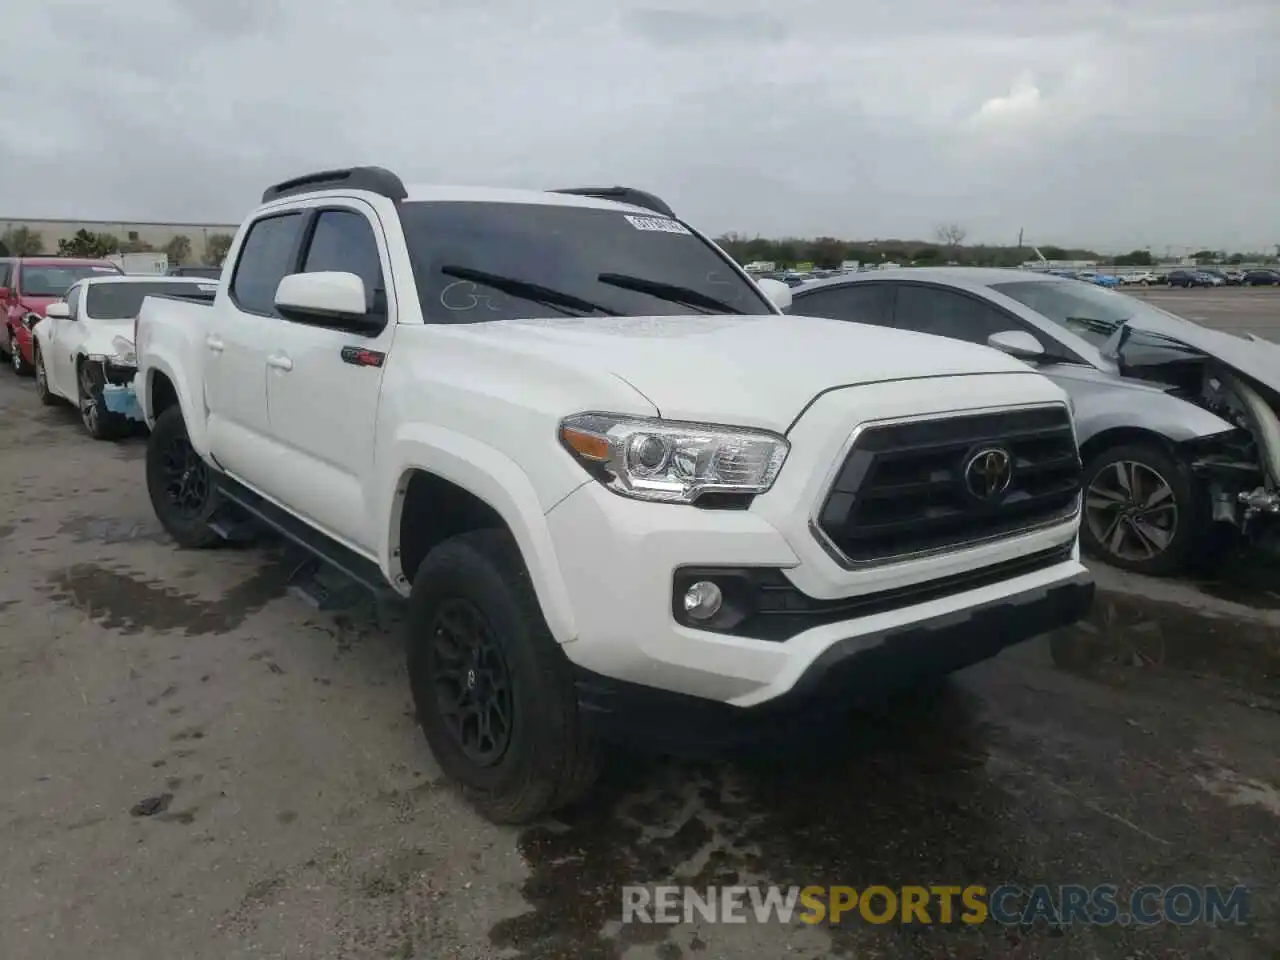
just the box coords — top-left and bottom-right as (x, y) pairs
(204, 213), (306, 485)
(260, 202), (396, 552)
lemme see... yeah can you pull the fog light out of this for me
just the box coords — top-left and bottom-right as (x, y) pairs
(683, 580), (723, 620)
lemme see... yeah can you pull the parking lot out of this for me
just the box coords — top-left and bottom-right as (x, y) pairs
(1124, 285), (1280, 340)
(2, 286), (1279, 959)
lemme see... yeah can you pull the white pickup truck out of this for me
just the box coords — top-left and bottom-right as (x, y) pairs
(134, 167), (1093, 823)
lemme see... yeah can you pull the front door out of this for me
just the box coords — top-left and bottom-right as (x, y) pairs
(204, 212), (306, 485)
(261, 205), (395, 552)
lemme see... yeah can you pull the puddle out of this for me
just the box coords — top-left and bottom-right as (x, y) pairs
(45, 558), (288, 635)
(1049, 589), (1280, 695)
(492, 686), (1024, 958)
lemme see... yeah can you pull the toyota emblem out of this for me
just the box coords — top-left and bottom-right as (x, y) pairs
(964, 447), (1013, 500)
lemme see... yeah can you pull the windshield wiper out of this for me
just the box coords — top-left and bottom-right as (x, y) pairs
(439, 266), (623, 317)
(596, 273), (744, 315)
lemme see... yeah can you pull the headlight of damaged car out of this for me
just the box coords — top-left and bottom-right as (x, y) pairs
(559, 413), (789, 504)
(110, 334), (136, 365)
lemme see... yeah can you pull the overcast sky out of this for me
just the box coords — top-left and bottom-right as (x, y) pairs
(2, 0), (1276, 251)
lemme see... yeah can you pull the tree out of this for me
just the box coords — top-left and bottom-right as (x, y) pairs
(1191, 249), (1218, 263)
(58, 229), (119, 258)
(120, 237), (155, 253)
(1112, 249), (1153, 267)
(911, 246), (942, 264)
(1, 226), (44, 255)
(203, 232), (234, 266)
(935, 223), (967, 256)
(164, 234), (193, 265)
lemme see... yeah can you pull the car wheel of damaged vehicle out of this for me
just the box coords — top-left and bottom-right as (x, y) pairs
(1081, 443), (1200, 576)
(146, 405), (222, 549)
(10, 332), (32, 376)
(406, 528), (599, 824)
(77, 361), (128, 440)
(33, 346), (59, 406)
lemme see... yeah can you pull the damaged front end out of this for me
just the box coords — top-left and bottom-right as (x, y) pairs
(1108, 321), (1280, 552)
(86, 334), (145, 423)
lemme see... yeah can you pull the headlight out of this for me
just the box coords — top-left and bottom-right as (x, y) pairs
(110, 334), (136, 366)
(558, 412), (789, 504)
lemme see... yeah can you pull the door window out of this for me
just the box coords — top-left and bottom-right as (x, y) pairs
(229, 213), (305, 316)
(892, 284), (1014, 344)
(791, 283), (893, 325)
(300, 210), (385, 315)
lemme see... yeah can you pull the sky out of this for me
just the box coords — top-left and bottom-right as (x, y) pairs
(1, 0), (1276, 252)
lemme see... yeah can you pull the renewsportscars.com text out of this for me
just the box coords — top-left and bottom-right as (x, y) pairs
(622, 884), (1251, 927)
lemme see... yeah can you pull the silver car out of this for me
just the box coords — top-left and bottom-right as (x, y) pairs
(789, 268), (1280, 576)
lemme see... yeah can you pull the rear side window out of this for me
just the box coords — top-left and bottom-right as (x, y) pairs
(893, 285), (1013, 344)
(301, 210), (385, 312)
(230, 213), (304, 315)
(792, 283), (893, 325)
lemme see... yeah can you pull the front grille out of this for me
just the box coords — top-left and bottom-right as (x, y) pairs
(815, 405), (1080, 565)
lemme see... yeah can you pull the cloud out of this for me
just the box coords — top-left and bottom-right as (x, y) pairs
(0, 0), (1275, 252)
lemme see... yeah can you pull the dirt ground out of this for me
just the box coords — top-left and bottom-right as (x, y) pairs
(1, 302), (1278, 959)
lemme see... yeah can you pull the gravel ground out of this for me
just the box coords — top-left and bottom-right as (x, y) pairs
(1, 339), (1278, 959)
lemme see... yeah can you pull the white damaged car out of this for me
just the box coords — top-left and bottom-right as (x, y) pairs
(32, 275), (217, 439)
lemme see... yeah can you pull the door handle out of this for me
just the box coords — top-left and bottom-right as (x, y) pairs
(206, 335), (224, 353)
(266, 353), (293, 371)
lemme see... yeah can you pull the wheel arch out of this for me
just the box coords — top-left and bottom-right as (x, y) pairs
(382, 427), (580, 645)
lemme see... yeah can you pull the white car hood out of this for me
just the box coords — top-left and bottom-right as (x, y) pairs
(1120, 311), (1280, 394)
(456, 313), (1035, 432)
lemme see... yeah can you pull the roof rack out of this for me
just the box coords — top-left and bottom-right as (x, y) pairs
(551, 186), (675, 219)
(261, 166), (408, 204)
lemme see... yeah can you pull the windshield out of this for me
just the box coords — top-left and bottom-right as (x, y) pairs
(20, 263), (121, 297)
(990, 279), (1188, 350)
(85, 281), (216, 319)
(397, 201), (772, 323)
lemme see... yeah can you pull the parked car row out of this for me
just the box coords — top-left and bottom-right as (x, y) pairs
(787, 268), (1280, 577)
(2, 167), (1103, 825)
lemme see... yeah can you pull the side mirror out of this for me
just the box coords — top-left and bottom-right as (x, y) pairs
(987, 329), (1045, 361)
(757, 277), (793, 311)
(45, 302), (71, 320)
(274, 272), (377, 328)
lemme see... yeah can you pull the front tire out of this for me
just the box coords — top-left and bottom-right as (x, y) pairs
(77, 360), (128, 439)
(145, 405), (222, 549)
(406, 528), (598, 824)
(9, 331), (32, 376)
(33, 345), (59, 406)
(1080, 442), (1202, 576)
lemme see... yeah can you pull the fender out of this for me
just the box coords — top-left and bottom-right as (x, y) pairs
(379, 423), (581, 645)
(1070, 382), (1235, 448)
(140, 354), (212, 457)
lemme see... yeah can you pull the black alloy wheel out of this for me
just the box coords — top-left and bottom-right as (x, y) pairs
(426, 598), (514, 767)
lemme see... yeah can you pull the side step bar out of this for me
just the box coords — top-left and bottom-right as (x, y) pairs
(210, 472), (400, 608)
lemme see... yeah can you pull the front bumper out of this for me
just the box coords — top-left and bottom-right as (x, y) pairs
(573, 569), (1093, 753)
(546, 477), (1088, 710)
(91, 361), (144, 422)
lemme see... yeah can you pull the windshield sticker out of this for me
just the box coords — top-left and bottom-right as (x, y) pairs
(92, 266), (117, 272)
(624, 214), (691, 235)
(197, 284), (217, 293)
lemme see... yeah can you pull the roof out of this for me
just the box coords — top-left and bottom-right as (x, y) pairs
(75, 274), (214, 286)
(16, 256), (120, 267)
(262, 183), (667, 218)
(795, 267), (1066, 295)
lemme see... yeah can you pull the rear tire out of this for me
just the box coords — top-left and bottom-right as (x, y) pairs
(145, 405), (222, 549)
(406, 528), (599, 824)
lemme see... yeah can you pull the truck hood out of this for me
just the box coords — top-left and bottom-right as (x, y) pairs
(455, 313), (1035, 432)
